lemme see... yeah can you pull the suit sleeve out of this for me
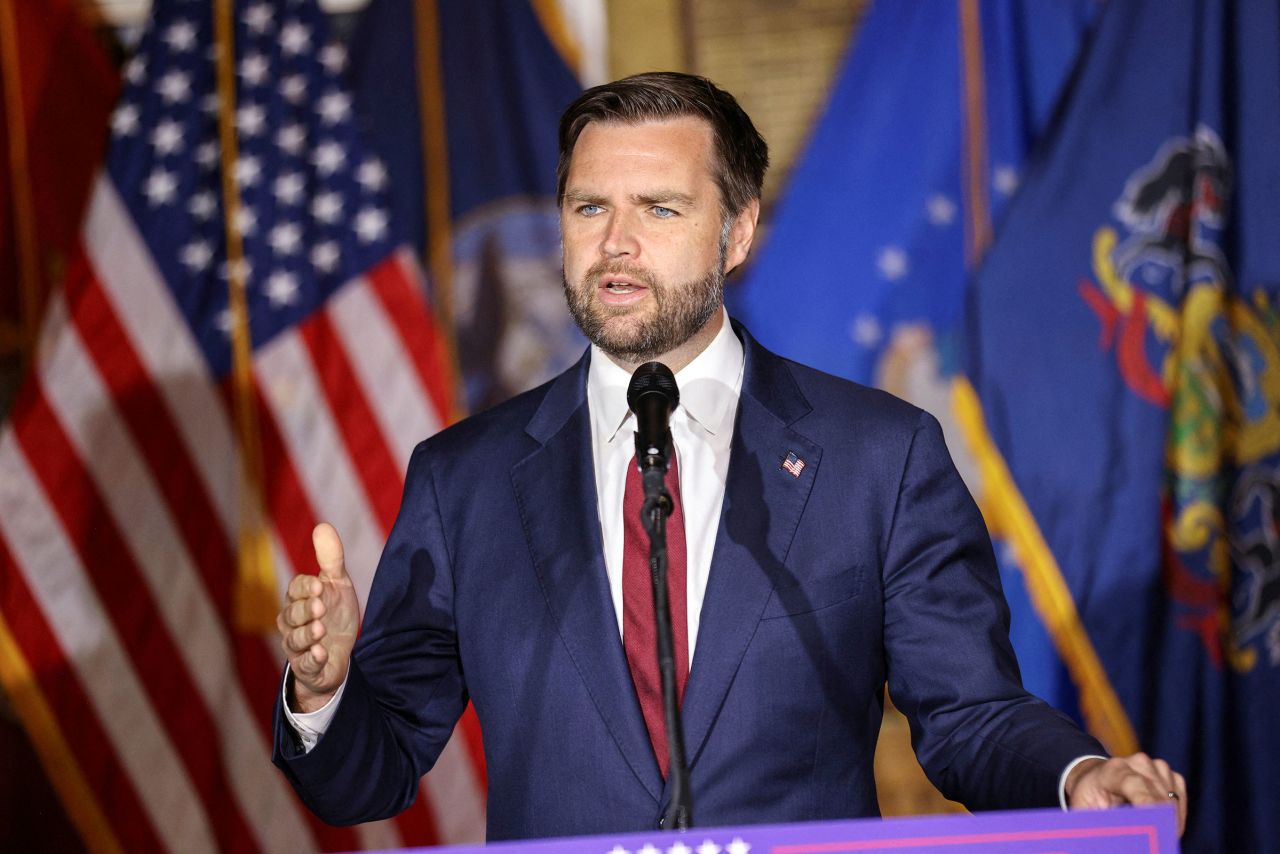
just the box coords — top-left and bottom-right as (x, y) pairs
(272, 443), (469, 824)
(881, 410), (1105, 810)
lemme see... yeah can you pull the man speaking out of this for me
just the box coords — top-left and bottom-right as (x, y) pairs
(272, 72), (1187, 839)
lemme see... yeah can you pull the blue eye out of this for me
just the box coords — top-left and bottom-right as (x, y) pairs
(652, 206), (676, 218)
(578, 204), (603, 216)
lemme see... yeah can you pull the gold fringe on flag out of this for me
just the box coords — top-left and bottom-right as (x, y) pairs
(213, 0), (277, 633)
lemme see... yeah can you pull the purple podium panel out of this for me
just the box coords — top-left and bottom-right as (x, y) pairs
(406, 806), (1178, 854)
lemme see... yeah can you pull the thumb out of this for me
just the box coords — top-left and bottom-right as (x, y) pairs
(311, 522), (348, 581)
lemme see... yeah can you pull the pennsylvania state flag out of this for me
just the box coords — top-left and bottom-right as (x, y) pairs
(346, 0), (586, 411)
(965, 1), (1280, 850)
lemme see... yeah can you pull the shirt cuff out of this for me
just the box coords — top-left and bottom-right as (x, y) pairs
(282, 664), (347, 753)
(1059, 754), (1109, 808)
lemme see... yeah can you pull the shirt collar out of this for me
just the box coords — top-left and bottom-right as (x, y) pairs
(587, 310), (745, 444)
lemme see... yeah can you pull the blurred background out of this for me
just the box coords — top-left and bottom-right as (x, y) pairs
(1, 1), (1276, 851)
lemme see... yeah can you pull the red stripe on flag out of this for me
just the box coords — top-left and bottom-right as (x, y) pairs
(14, 386), (259, 853)
(67, 252), (282, 721)
(68, 255), (361, 852)
(247, 390), (443, 850)
(299, 309), (403, 532)
(366, 256), (457, 424)
(0, 528), (164, 853)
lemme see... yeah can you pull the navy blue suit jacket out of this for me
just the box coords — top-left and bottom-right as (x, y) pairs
(273, 322), (1103, 839)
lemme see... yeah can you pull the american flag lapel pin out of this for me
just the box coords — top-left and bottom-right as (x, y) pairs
(781, 451), (805, 478)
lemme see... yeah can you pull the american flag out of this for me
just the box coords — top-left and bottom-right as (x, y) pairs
(0, 0), (486, 850)
(782, 452), (805, 478)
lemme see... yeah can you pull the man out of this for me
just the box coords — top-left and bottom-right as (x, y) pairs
(273, 72), (1187, 839)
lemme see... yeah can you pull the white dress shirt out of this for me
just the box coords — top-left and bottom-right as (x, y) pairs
(587, 311), (744, 663)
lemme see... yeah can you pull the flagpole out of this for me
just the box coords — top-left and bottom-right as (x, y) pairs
(952, 0), (1136, 756)
(0, 0), (43, 368)
(413, 0), (466, 422)
(213, 0), (277, 632)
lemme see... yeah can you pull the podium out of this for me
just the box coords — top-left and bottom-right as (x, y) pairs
(408, 805), (1178, 853)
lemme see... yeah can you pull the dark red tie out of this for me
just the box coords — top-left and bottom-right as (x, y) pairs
(622, 450), (689, 778)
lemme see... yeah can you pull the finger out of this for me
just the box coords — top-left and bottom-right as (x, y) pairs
(287, 573), (320, 602)
(1116, 767), (1166, 804)
(1172, 772), (1187, 835)
(285, 621), (325, 656)
(312, 522), (348, 581)
(285, 597), (323, 628)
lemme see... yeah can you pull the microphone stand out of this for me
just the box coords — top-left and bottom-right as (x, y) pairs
(638, 442), (693, 831)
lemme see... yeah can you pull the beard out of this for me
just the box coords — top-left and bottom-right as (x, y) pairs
(563, 244), (727, 366)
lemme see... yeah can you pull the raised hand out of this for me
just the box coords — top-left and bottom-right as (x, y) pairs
(1066, 753), (1187, 835)
(277, 523), (361, 712)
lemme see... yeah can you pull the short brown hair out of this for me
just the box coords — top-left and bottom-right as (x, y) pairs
(556, 72), (769, 219)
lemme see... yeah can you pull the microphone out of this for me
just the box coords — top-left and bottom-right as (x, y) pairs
(627, 362), (680, 473)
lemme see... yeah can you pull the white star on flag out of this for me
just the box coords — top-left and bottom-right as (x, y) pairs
(235, 156), (262, 187)
(269, 222), (303, 256)
(235, 205), (258, 236)
(850, 313), (883, 348)
(242, 2), (274, 35)
(274, 173), (306, 206)
(163, 20), (197, 52)
(144, 168), (178, 206)
(311, 192), (342, 224)
(155, 70), (192, 104)
(317, 91), (352, 125)
(355, 208), (389, 243)
(925, 193), (957, 225)
(280, 74), (308, 104)
(265, 271), (300, 307)
(236, 104), (267, 137)
(213, 307), (234, 337)
(150, 119), (185, 155)
(310, 241), (341, 273)
(111, 103), (140, 137)
(124, 56), (146, 84)
(201, 93), (220, 115)
(358, 159), (388, 191)
(993, 164), (1020, 196)
(280, 21), (311, 55)
(320, 43), (347, 74)
(277, 123), (306, 155)
(188, 191), (217, 220)
(239, 53), (270, 86)
(876, 245), (909, 280)
(179, 241), (213, 272)
(195, 141), (219, 168)
(313, 141), (346, 176)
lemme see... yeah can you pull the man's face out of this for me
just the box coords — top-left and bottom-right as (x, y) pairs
(560, 117), (754, 367)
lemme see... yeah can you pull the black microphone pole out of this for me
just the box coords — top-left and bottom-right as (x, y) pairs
(627, 362), (693, 831)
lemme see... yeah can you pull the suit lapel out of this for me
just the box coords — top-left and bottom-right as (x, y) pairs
(679, 325), (822, 768)
(510, 353), (664, 801)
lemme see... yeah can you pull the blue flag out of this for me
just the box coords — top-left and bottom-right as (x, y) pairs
(347, 0), (585, 411)
(730, 1), (1102, 729)
(965, 0), (1280, 850)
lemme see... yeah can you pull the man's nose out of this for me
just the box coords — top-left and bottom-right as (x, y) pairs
(600, 212), (639, 258)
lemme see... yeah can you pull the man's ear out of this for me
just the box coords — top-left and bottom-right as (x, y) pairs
(723, 198), (761, 275)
